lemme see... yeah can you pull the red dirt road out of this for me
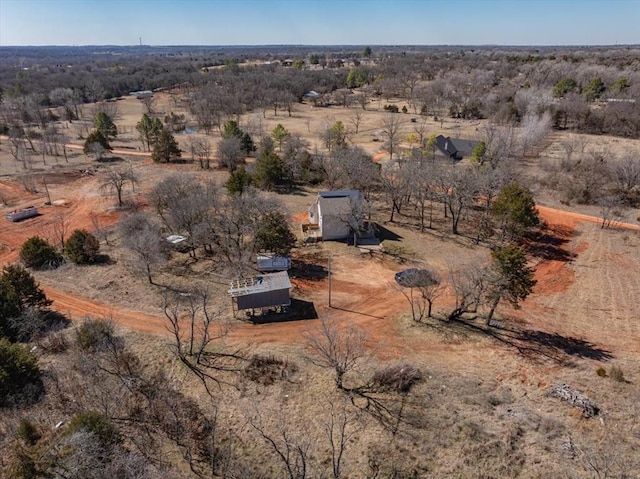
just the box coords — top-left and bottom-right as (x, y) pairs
(537, 205), (640, 231)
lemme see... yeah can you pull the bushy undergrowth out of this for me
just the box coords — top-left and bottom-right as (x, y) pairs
(370, 363), (423, 394)
(243, 354), (298, 385)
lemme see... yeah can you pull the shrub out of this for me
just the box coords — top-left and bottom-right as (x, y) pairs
(83, 129), (111, 156)
(371, 363), (423, 394)
(226, 166), (253, 195)
(75, 319), (115, 352)
(382, 242), (408, 260)
(64, 229), (100, 264)
(384, 104), (399, 113)
(255, 211), (297, 255)
(0, 338), (43, 408)
(17, 419), (41, 445)
(19, 236), (63, 270)
(243, 354), (297, 385)
(42, 331), (69, 354)
(68, 411), (121, 448)
(596, 366), (607, 377)
(0, 264), (54, 341)
(609, 366), (625, 382)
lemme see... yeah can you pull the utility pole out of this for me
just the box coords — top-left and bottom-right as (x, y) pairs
(328, 254), (332, 308)
(42, 176), (51, 205)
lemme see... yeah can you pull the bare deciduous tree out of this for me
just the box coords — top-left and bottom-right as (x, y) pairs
(560, 134), (589, 164)
(100, 167), (138, 207)
(8, 127), (30, 170)
(598, 195), (623, 229)
(331, 146), (379, 198)
(246, 406), (312, 479)
(380, 114), (403, 163)
(396, 269), (443, 321)
(186, 136), (212, 169)
(611, 154), (640, 201)
(406, 161), (435, 231)
(436, 166), (478, 235)
(140, 95), (156, 115)
(50, 213), (70, 251)
(448, 263), (491, 321)
(90, 213), (111, 246)
(478, 123), (516, 169)
(350, 110), (363, 135)
(323, 398), (362, 479)
(118, 213), (166, 284)
(337, 195), (373, 247)
(215, 188), (281, 272)
(305, 317), (367, 390)
(380, 162), (411, 223)
(519, 111), (552, 157)
(162, 287), (240, 395)
(217, 137), (244, 171)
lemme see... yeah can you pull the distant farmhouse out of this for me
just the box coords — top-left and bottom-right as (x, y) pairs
(129, 90), (153, 99)
(435, 135), (479, 161)
(307, 190), (363, 241)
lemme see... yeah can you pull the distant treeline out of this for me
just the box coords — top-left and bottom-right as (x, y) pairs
(0, 44), (639, 138)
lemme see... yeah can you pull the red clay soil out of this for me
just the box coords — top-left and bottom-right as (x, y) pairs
(3, 173), (638, 361)
(530, 205), (638, 296)
(529, 207), (579, 296)
(372, 151), (387, 163)
(0, 177), (119, 265)
(537, 205), (640, 231)
(43, 286), (167, 335)
(291, 212), (309, 223)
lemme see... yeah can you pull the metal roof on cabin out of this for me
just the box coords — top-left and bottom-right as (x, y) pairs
(228, 271), (292, 297)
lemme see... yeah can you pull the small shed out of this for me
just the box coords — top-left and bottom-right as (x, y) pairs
(228, 271), (291, 316)
(257, 253), (291, 272)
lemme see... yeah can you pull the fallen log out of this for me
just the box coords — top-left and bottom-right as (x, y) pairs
(549, 383), (600, 418)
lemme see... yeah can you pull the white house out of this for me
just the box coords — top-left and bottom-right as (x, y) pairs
(308, 190), (363, 241)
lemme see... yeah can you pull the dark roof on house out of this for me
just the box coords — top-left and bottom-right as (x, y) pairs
(318, 196), (352, 217)
(319, 190), (361, 199)
(435, 135), (479, 160)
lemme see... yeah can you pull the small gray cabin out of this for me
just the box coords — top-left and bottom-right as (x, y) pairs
(228, 271), (291, 315)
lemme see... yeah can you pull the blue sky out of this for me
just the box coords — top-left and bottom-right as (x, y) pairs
(1, 0), (638, 46)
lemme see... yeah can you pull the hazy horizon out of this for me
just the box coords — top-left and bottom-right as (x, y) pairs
(1, 43), (639, 48)
(1, 0), (639, 47)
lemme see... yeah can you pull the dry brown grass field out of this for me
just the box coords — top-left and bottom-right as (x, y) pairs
(1, 91), (639, 477)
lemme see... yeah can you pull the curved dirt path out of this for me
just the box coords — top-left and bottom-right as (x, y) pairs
(536, 205), (640, 231)
(43, 287), (168, 335)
